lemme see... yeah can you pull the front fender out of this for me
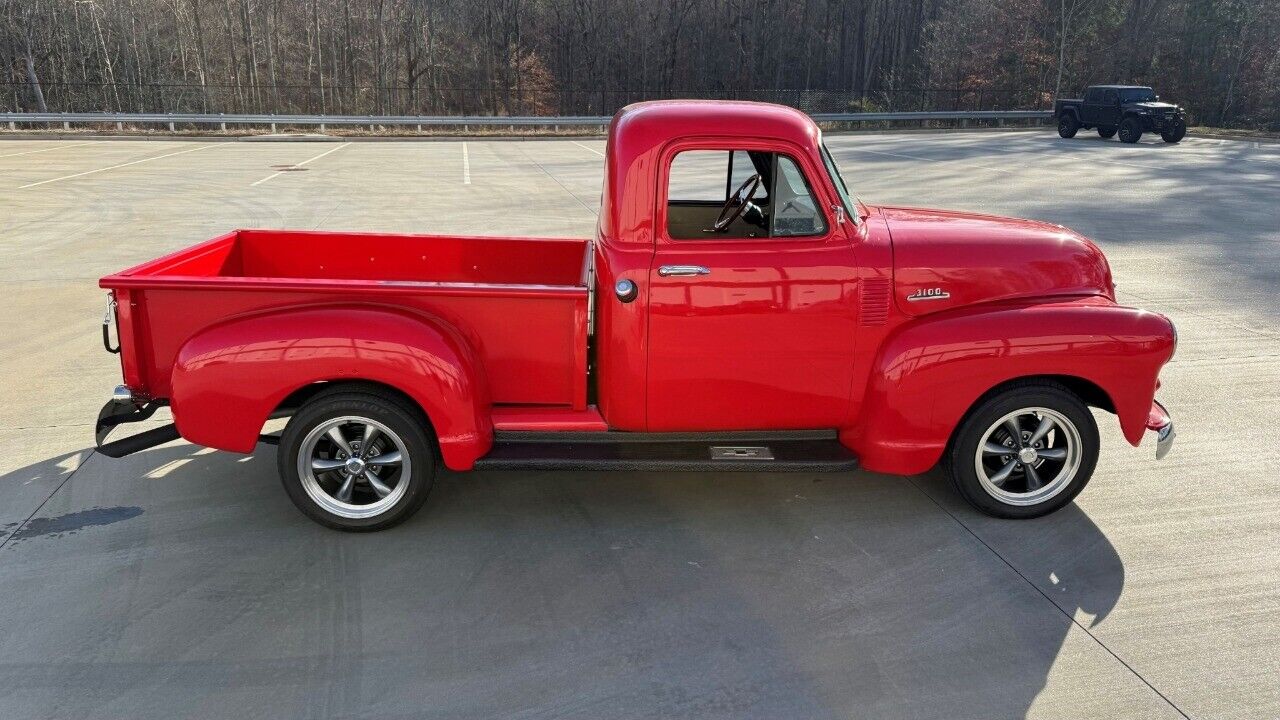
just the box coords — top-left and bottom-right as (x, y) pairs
(844, 298), (1175, 475)
(170, 305), (491, 470)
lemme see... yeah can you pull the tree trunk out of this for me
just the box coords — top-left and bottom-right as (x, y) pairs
(22, 36), (50, 113)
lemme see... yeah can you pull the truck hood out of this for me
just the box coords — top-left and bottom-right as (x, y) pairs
(1130, 101), (1180, 112)
(878, 206), (1114, 317)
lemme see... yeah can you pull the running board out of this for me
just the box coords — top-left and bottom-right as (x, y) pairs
(474, 432), (858, 472)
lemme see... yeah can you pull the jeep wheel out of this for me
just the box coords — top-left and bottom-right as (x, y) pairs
(945, 382), (1099, 519)
(1161, 118), (1186, 143)
(1097, 126), (1117, 139)
(278, 388), (437, 531)
(1119, 117), (1143, 143)
(1057, 114), (1079, 139)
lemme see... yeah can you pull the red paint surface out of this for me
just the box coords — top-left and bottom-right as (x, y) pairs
(101, 100), (1176, 475)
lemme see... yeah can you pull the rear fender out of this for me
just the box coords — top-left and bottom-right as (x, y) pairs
(170, 305), (491, 470)
(843, 299), (1175, 475)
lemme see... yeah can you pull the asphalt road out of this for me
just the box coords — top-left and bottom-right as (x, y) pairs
(0, 129), (1277, 719)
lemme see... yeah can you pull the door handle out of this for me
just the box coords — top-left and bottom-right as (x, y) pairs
(658, 265), (711, 277)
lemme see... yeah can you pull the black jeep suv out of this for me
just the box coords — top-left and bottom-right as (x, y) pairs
(1054, 86), (1187, 143)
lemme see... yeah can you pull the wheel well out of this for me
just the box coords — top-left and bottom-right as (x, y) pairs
(972, 375), (1115, 414)
(1058, 108), (1079, 121)
(945, 375), (1114, 453)
(272, 380), (432, 427)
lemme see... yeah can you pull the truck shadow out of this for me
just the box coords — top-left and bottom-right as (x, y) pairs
(0, 443), (1125, 719)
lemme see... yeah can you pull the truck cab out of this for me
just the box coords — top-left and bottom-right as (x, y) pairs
(97, 101), (1178, 531)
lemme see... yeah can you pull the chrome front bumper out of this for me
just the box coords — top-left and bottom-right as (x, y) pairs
(1148, 400), (1175, 460)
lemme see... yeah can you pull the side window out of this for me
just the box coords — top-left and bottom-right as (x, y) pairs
(1085, 88), (1100, 103)
(772, 157), (826, 237)
(666, 150), (825, 240)
(1103, 89), (1118, 104)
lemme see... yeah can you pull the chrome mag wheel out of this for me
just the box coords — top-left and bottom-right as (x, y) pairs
(973, 407), (1083, 507)
(297, 416), (411, 519)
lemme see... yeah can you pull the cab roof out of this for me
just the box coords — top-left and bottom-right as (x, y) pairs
(1088, 85), (1153, 90)
(599, 100), (824, 243)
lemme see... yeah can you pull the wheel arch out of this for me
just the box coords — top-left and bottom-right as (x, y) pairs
(842, 300), (1174, 476)
(169, 304), (492, 470)
(945, 374), (1114, 449)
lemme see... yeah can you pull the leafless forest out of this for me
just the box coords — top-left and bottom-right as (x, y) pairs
(2, 0), (1277, 127)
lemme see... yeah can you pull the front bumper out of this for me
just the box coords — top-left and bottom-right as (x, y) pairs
(1146, 400), (1175, 460)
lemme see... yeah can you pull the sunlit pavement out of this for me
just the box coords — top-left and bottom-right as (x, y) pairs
(1, 130), (1276, 719)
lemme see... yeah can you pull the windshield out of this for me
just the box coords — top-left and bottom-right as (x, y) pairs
(820, 141), (857, 218)
(1120, 88), (1158, 103)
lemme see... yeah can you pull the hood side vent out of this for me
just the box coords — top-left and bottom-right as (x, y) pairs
(860, 277), (891, 326)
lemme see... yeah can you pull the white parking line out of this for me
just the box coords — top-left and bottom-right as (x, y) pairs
(0, 142), (92, 159)
(462, 142), (471, 184)
(250, 142), (350, 186)
(18, 143), (221, 189)
(572, 140), (605, 157)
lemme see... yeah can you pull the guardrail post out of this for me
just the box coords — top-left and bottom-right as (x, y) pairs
(9, 121), (15, 131)
(417, 123), (422, 132)
(319, 123), (325, 132)
(168, 121), (175, 131)
(63, 121), (70, 130)
(117, 121), (123, 131)
(271, 122), (277, 132)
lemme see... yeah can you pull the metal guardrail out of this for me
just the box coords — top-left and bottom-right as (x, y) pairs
(0, 110), (1053, 131)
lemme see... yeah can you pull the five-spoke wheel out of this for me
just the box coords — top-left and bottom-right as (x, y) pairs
(299, 416), (412, 520)
(974, 407), (1082, 506)
(947, 382), (1099, 518)
(279, 387), (437, 531)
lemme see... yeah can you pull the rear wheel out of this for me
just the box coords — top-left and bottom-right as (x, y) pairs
(1119, 117), (1143, 143)
(1097, 126), (1117, 139)
(945, 383), (1099, 519)
(1057, 114), (1079, 139)
(1161, 118), (1186, 143)
(278, 390), (437, 531)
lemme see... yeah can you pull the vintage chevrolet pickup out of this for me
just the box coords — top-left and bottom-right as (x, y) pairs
(96, 100), (1176, 530)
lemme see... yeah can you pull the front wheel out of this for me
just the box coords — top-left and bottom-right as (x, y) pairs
(1161, 118), (1186, 143)
(278, 390), (437, 531)
(945, 383), (1099, 519)
(1119, 117), (1143, 143)
(1057, 114), (1079, 139)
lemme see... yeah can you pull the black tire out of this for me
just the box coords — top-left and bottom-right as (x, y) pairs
(1161, 118), (1186, 143)
(1097, 126), (1117, 139)
(944, 382), (1099, 519)
(1118, 117), (1142, 143)
(1057, 114), (1079, 139)
(278, 387), (437, 531)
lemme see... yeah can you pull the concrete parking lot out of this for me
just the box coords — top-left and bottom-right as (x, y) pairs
(0, 129), (1277, 719)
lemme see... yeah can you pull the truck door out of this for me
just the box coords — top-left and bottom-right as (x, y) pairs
(1100, 88), (1120, 126)
(1082, 87), (1102, 124)
(645, 144), (858, 431)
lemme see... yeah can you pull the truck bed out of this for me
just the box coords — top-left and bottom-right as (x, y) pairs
(101, 229), (592, 409)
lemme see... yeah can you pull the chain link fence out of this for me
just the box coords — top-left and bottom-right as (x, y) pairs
(3, 83), (1048, 117)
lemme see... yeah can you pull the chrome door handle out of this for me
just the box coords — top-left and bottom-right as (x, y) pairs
(658, 265), (711, 277)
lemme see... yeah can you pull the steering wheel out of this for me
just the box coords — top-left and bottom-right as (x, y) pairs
(712, 174), (763, 232)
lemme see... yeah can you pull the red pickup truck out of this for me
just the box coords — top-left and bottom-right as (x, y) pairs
(96, 100), (1177, 530)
